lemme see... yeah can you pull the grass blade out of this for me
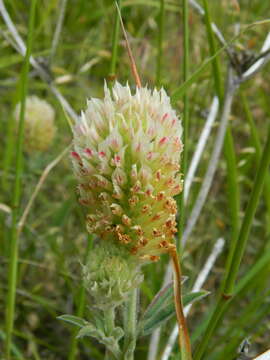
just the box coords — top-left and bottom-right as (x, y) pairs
(194, 123), (270, 360)
(5, 0), (37, 357)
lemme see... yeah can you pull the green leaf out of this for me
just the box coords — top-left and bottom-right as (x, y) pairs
(183, 290), (209, 307)
(57, 314), (88, 328)
(77, 324), (122, 358)
(142, 282), (173, 322)
(76, 324), (100, 339)
(142, 277), (188, 324)
(111, 327), (124, 341)
(138, 290), (209, 337)
(140, 276), (187, 319)
(171, 46), (225, 102)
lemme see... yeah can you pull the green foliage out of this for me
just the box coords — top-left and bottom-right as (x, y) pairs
(1, 0), (270, 359)
(139, 288), (209, 336)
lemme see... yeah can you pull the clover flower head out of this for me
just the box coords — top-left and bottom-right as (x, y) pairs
(83, 242), (143, 309)
(14, 96), (56, 152)
(72, 82), (183, 262)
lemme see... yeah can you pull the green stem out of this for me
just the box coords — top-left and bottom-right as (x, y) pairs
(105, 307), (116, 360)
(123, 289), (137, 360)
(156, 0), (165, 87)
(221, 129), (240, 291)
(109, 0), (121, 87)
(241, 92), (270, 235)
(5, 1), (37, 358)
(178, 0), (189, 250)
(1, 98), (17, 195)
(106, 307), (115, 335)
(191, 243), (270, 344)
(68, 235), (93, 360)
(224, 124), (270, 293)
(202, 0), (240, 289)
(202, 0), (223, 99)
(194, 123), (270, 360)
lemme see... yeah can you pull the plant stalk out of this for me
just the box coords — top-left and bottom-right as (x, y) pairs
(68, 235), (93, 360)
(123, 289), (138, 360)
(194, 123), (270, 360)
(178, 0), (190, 250)
(109, 0), (121, 87)
(105, 307), (116, 360)
(203, 0), (240, 285)
(5, 0), (37, 358)
(170, 247), (192, 360)
(156, 0), (165, 87)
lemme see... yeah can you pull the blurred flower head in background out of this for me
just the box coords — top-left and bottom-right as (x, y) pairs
(14, 96), (56, 153)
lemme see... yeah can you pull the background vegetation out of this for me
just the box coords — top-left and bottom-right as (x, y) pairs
(1, 0), (270, 359)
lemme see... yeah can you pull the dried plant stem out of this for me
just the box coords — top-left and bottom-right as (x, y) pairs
(162, 238), (225, 360)
(189, 0), (234, 61)
(0, 0), (78, 123)
(50, 0), (68, 62)
(182, 67), (236, 246)
(202, 0), (240, 293)
(17, 146), (71, 237)
(115, 1), (141, 88)
(170, 247), (192, 360)
(184, 96), (219, 201)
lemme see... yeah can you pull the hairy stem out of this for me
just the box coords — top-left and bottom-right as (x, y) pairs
(105, 307), (116, 360)
(123, 289), (138, 360)
(68, 235), (93, 360)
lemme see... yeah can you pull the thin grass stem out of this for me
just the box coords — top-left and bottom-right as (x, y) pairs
(241, 92), (270, 235)
(203, 1), (240, 271)
(1, 87), (19, 194)
(5, 0), (37, 358)
(224, 123), (270, 293)
(109, 0), (121, 87)
(178, 0), (190, 250)
(156, 0), (165, 87)
(194, 123), (270, 360)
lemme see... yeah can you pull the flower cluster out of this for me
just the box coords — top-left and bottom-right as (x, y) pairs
(83, 242), (143, 309)
(72, 82), (182, 262)
(15, 96), (56, 153)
